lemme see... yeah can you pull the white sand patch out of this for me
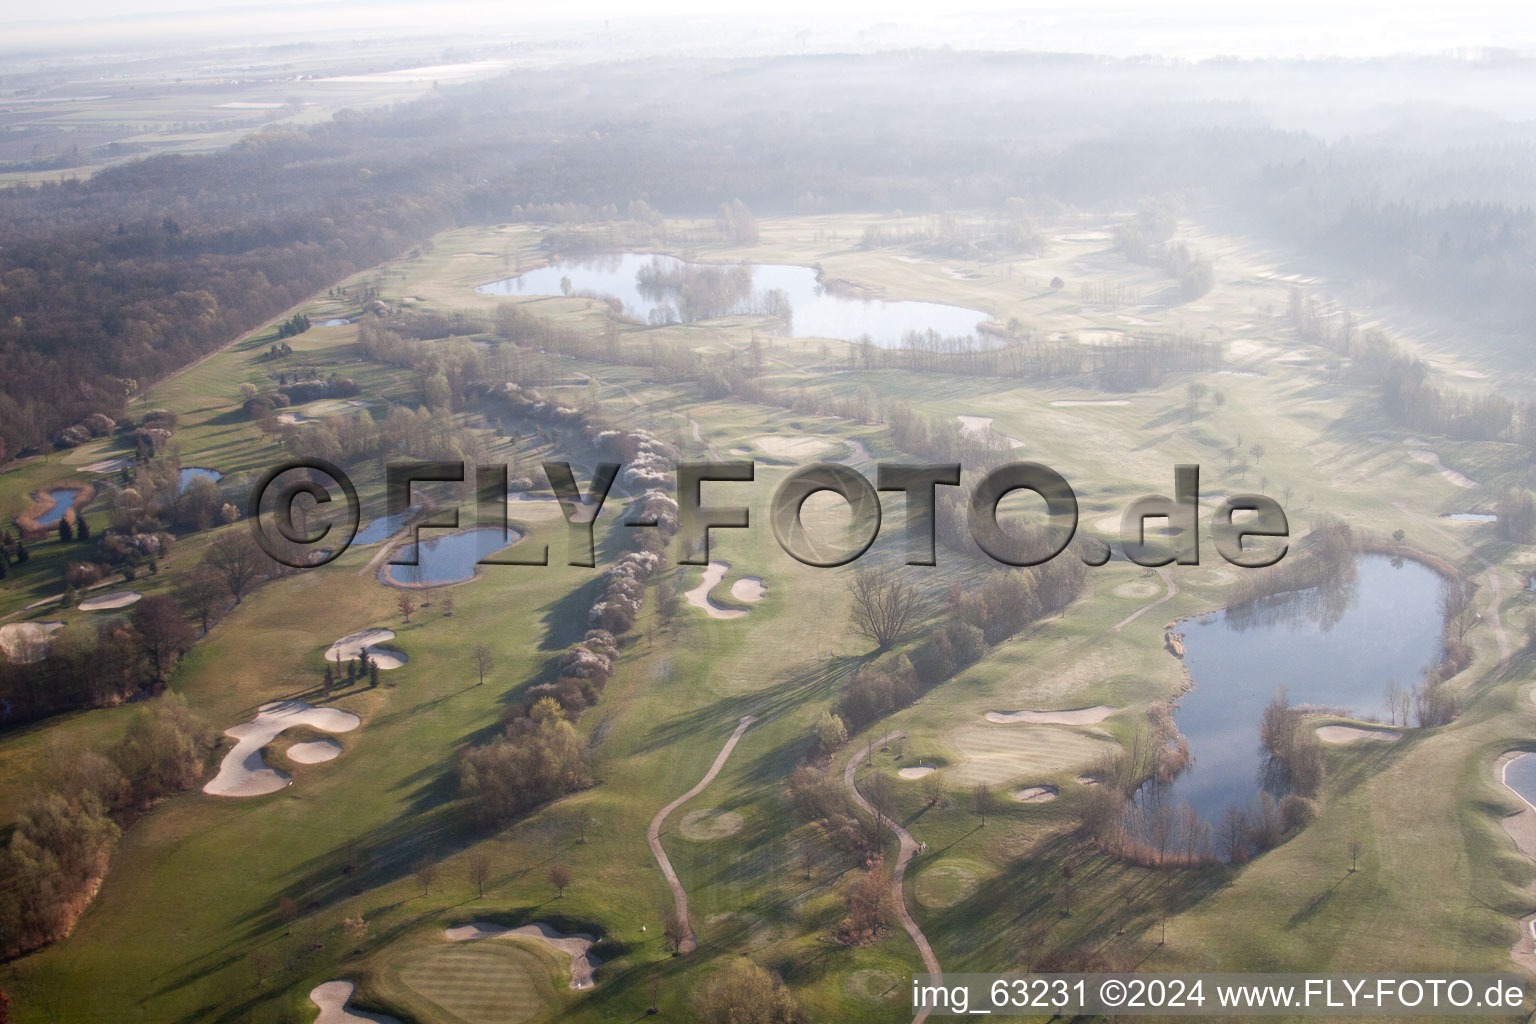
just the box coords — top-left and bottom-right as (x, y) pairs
(204, 700), (360, 797)
(78, 457), (130, 474)
(897, 764), (936, 779)
(1076, 775), (1100, 786)
(310, 981), (401, 1024)
(1455, 369), (1488, 379)
(729, 447), (751, 456)
(77, 590), (142, 611)
(443, 921), (600, 989)
(276, 411), (316, 426)
(1409, 449), (1477, 489)
(729, 577), (766, 602)
(0, 621), (63, 663)
(1051, 399), (1129, 407)
(986, 706), (1116, 725)
(1316, 725), (1402, 744)
(684, 562), (746, 620)
(751, 435), (833, 460)
(324, 629), (407, 670)
(1013, 785), (1059, 803)
(287, 739), (343, 763)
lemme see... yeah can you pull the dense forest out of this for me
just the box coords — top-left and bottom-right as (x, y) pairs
(6, 53), (1536, 458)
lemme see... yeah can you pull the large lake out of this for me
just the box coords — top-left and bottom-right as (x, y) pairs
(1152, 554), (1444, 824)
(476, 252), (990, 347)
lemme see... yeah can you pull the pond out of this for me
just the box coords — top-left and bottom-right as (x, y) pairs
(35, 488), (79, 527)
(380, 527), (523, 586)
(1505, 753), (1536, 809)
(179, 466), (223, 493)
(355, 512), (412, 546)
(476, 252), (990, 347)
(1149, 554), (1444, 825)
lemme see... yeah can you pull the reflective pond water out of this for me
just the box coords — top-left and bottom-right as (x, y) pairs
(476, 252), (990, 347)
(1153, 555), (1444, 824)
(380, 527), (524, 586)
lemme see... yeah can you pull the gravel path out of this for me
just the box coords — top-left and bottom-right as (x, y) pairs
(845, 731), (942, 1023)
(646, 715), (756, 954)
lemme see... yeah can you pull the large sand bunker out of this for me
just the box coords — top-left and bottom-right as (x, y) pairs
(204, 700), (360, 797)
(287, 739), (343, 763)
(729, 577), (766, 602)
(1051, 399), (1129, 407)
(325, 629), (407, 670)
(684, 562), (746, 620)
(985, 706), (1116, 725)
(1316, 724), (1402, 744)
(310, 981), (401, 1024)
(78, 590), (142, 611)
(0, 621), (64, 663)
(1013, 785), (1059, 803)
(897, 764), (936, 779)
(443, 921), (600, 989)
(1409, 448), (1477, 489)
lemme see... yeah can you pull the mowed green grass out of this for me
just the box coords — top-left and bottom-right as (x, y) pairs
(1, 210), (1534, 1023)
(391, 940), (557, 1024)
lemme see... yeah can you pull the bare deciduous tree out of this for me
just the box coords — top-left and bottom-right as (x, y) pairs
(396, 591), (418, 624)
(467, 851), (491, 898)
(412, 856), (438, 896)
(972, 783), (996, 827)
(1347, 834), (1364, 872)
(471, 643), (494, 686)
(846, 568), (920, 651)
(205, 533), (263, 604)
(548, 862), (573, 898)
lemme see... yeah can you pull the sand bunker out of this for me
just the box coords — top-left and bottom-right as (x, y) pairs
(77, 590), (142, 611)
(1113, 580), (1162, 599)
(444, 921), (600, 989)
(1051, 399), (1129, 407)
(1013, 785), (1059, 803)
(1316, 725), (1402, 744)
(0, 621), (64, 663)
(78, 456), (130, 474)
(684, 562), (746, 620)
(986, 706), (1116, 726)
(287, 739), (343, 763)
(729, 577), (766, 602)
(325, 629), (407, 670)
(310, 981), (401, 1024)
(276, 411), (316, 426)
(1409, 449), (1476, 489)
(204, 700), (360, 797)
(751, 435), (833, 460)
(679, 807), (745, 840)
(1076, 775), (1100, 786)
(897, 764), (936, 779)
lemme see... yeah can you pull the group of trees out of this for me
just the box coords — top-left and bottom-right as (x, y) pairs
(0, 595), (194, 725)
(0, 695), (215, 957)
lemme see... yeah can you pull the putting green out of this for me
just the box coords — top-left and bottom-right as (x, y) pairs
(395, 941), (555, 1024)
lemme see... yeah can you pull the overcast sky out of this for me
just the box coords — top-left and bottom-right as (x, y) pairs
(8, 0), (1536, 58)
